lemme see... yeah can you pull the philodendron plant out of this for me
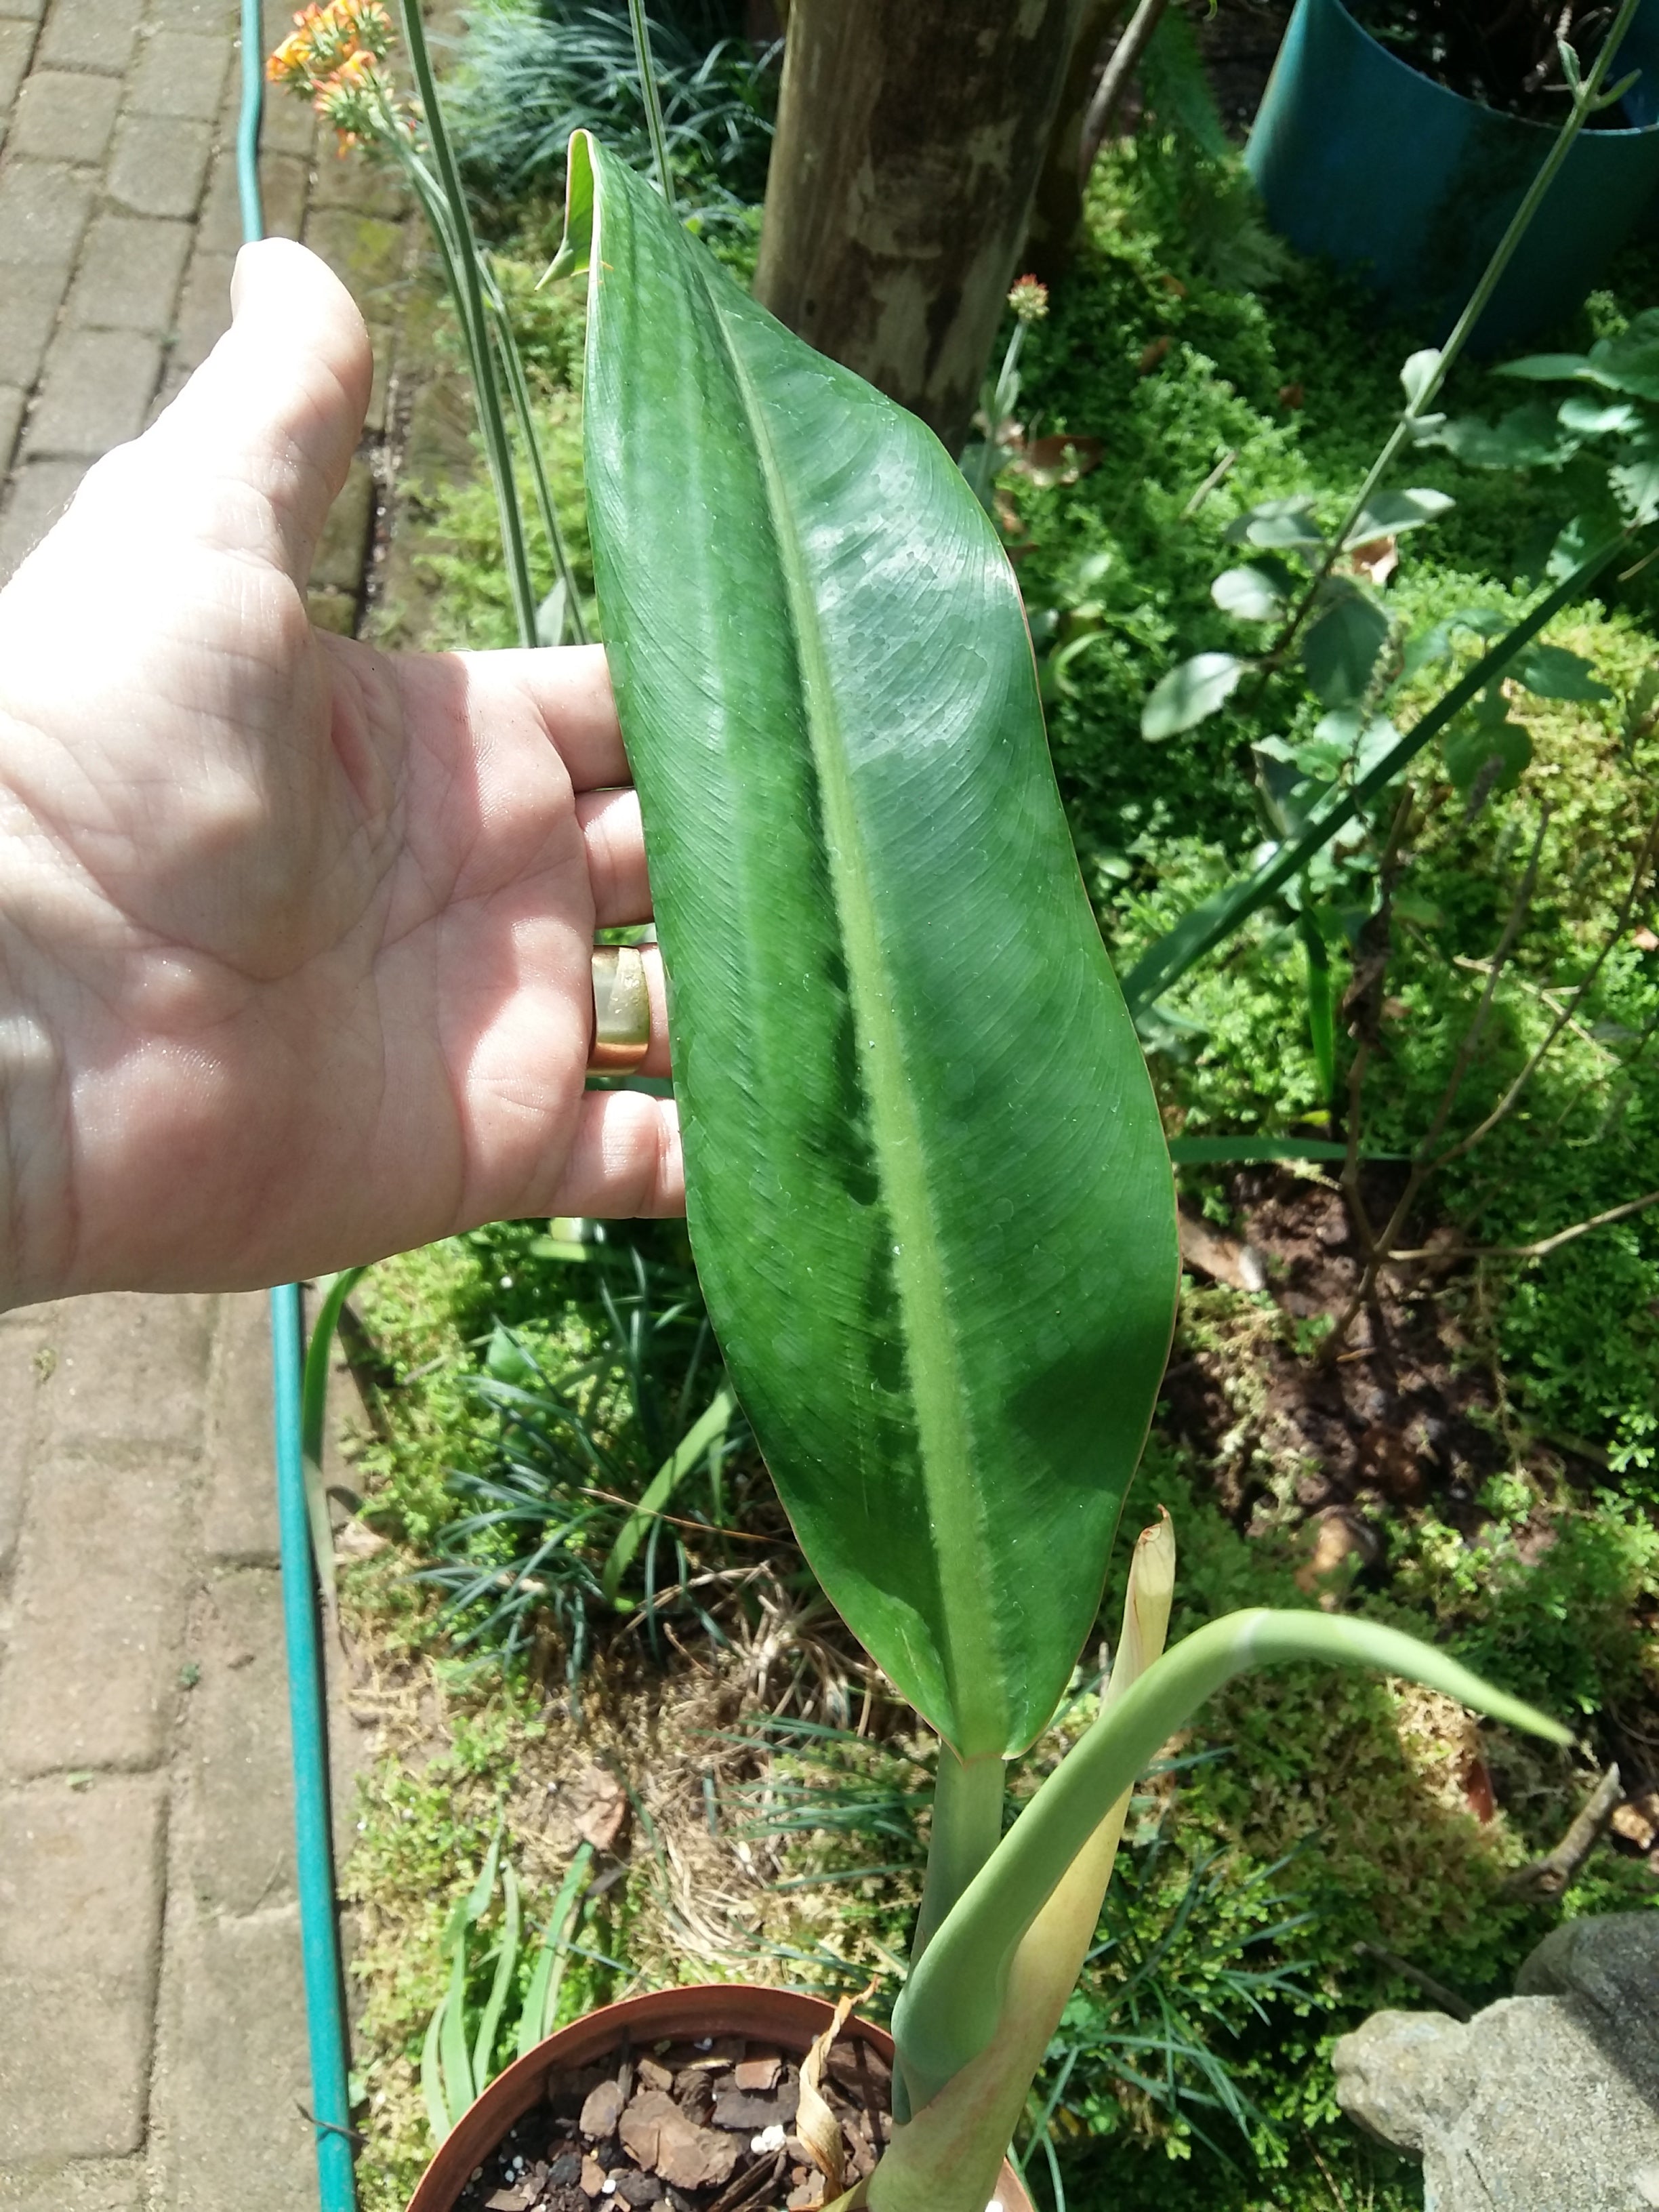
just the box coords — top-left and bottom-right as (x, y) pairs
(548, 136), (1569, 2212)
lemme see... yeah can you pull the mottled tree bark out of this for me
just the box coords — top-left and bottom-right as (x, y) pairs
(753, 0), (1089, 454)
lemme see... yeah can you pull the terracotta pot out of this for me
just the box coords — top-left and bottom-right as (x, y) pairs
(405, 1984), (1034, 2212)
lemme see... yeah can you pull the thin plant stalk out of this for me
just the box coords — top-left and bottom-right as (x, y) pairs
(484, 277), (590, 643)
(1274, 0), (1643, 655)
(398, 132), (586, 642)
(395, 0), (541, 646)
(299, 1265), (369, 1612)
(626, 0), (676, 207)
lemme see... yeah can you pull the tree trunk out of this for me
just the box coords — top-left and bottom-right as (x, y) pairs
(753, 0), (1090, 455)
(1023, 0), (1126, 279)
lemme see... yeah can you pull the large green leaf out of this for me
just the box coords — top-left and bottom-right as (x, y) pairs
(560, 136), (1177, 1760)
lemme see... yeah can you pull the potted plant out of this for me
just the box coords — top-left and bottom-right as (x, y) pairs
(388, 133), (1567, 2212)
(269, 17), (1572, 2209)
(1246, 0), (1659, 348)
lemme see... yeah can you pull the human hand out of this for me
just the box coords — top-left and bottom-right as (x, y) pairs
(0, 239), (681, 1310)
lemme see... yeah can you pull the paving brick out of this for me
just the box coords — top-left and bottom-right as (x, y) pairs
(255, 68), (316, 157)
(0, 1776), (164, 2159)
(0, 159), (91, 268)
(201, 1291), (276, 1561)
(312, 455), (374, 592)
(167, 245), (233, 373)
(303, 206), (406, 312)
(0, 0), (43, 22)
(175, 1569), (293, 1912)
(0, 458), (82, 583)
(0, 1435), (194, 1774)
(8, 69), (120, 163)
(0, 2160), (143, 2212)
(308, 147), (405, 222)
(36, 0), (144, 70)
(268, 149), (314, 243)
(0, 386), (22, 476)
(152, 1905), (314, 2212)
(45, 1294), (214, 1456)
(22, 327), (162, 457)
(0, 1322), (44, 1574)
(146, 0), (236, 28)
(125, 28), (228, 119)
(0, 262), (68, 388)
(107, 113), (213, 220)
(65, 215), (191, 334)
(0, 20), (35, 112)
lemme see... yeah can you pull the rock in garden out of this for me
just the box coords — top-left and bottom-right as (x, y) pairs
(636, 2057), (674, 2093)
(547, 2154), (583, 2188)
(579, 2081), (626, 2140)
(733, 2057), (781, 2093)
(615, 2177), (661, 2208)
(618, 2089), (738, 2191)
(1333, 1911), (1659, 2208)
(579, 2156), (606, 2197)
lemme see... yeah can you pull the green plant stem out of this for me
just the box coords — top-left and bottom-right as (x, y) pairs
(395, 3), (540, 647)
(487, 284), (590, 642)
(912, 1746), (1006, 1966)
(626, 0), (676, 209)
(299, 1265), (369, 1610)
(891, 1608), (1568, 2106)
(601, 1384), (735, 1602)
(1274, 0), (1642, 656)
(397, 135), (584, 642)
(1122, 528), (1635, 1012)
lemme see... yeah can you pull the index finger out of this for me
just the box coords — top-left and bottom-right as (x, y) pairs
(458, 641), (628, 792)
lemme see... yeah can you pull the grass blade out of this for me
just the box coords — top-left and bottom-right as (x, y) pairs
(472, 1860), (521, 2089)
(601, 1384), (735, 1603)
(516, 1842), (594, 2059)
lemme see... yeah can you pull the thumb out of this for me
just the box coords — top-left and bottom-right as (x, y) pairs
(147, 237), (373, 588)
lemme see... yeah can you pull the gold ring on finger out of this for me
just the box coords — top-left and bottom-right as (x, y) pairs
(588, 944), (651, 1073)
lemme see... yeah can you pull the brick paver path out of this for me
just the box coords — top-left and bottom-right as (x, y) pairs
(0, 0), (407, 2203)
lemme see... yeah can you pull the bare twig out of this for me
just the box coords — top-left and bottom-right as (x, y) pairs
(1392, 1186), (1659, 1264)
(1353, 1940), (1473, 2022)
(1340, 782), (1418, 1258)
(1179, 448), (1237, 520)
(1079, 0), (1172, 167)
(1503, 1763), (1622, 1898)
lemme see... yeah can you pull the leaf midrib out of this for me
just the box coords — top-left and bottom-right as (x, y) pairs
(703, 277), (1006, 1757)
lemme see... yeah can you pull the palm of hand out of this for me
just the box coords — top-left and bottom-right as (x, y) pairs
(0, 241), (678, 1307)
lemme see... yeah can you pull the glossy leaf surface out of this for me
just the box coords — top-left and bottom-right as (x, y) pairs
(564, 136), (1177, 1759)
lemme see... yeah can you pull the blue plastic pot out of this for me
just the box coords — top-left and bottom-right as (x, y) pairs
(1245, 0), (1659, 351)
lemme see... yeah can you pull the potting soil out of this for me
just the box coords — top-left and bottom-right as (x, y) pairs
(454, 2038), (893, 2212)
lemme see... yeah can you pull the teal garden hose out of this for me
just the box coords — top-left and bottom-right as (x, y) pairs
(239, 5), (360, 2208)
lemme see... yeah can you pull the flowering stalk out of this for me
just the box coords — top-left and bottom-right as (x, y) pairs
(267, 1), (587, 644)
(961, 273), (1048, 512)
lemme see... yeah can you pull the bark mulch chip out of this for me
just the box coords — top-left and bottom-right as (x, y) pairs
(455, 2037), (894, 2212)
